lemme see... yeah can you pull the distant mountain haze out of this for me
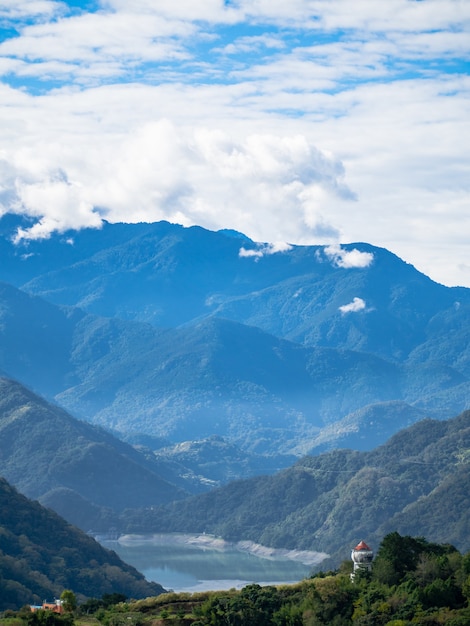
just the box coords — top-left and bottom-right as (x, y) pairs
(0, 215), (469, 572)
(0, 377), (189, 524)
(0, 377), (293, 530)
(2, 217), (468, 358)
(0, 215), (469, 456)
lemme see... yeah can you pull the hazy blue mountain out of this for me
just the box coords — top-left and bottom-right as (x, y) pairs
(299, 400), (429, 454)
(1, 215), (470, 568)
(2, 216), (469, 364)
(124, 411), (470, 566)
(1, 280), (466, 456)
(0, 376), (300, 531)
(0, 215), (469, 457)
(152, 435), (295, 487)
(0, 377), (190, 530)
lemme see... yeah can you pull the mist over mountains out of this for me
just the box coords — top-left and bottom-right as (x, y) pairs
(0, 214), (469, 458)
(1, 213), (470, 574)
(0, 376), (291, 529)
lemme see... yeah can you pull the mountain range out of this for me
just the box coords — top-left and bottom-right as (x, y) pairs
(0, 213), (470, 570)
(1, 374), (468, 581)
(1, 215), (469, 459)
(0, 377), (187, 530)
(121, 409), (470, 567)
(0, 377), (290, 530)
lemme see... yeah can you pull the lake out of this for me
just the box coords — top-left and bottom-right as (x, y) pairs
(101, 534), (327, 593)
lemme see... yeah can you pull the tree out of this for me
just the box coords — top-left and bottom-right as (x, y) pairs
(60, 590), (77, 613)
(373, 533), (432, 585)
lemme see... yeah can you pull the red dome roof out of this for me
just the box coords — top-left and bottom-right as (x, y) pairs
(353, 540), (371, 551)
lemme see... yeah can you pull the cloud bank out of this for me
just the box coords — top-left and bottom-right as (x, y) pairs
(0, 0), (469, 286)
(4, 119), (351, 244)
(239, 242), (293, 259)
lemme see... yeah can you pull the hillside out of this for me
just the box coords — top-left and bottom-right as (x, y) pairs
(0, 281), (468, 458)
(3, 536), (470, 623)
(0, 477), (165, 611)
(0, 216), (469, 459)
(121, 411), (470, 565)
(48, 538), (470, 626)
(0, 377), (295, 531)
(0, 377), (189, 530)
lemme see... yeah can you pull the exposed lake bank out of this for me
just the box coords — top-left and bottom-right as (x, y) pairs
(117, 533), (329, 566)
(101, 533), (329, 593)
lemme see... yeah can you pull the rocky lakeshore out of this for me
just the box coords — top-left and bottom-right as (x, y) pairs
(117, 533), (328, 567)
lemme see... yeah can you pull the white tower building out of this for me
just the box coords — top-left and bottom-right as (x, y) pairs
(351, 540), (373, 580)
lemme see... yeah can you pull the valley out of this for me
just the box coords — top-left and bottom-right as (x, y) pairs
(0, 215), (469, 609)
(1, 217), (469, 458)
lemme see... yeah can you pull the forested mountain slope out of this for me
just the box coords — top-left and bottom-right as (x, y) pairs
(1, 215), (470, 458)
(0, 377), (293, 530)
(0, 377), (189, 530)
(0, 477), (165, 611)
(123, 411), (470, 566)
(2, 216), (470, 363)
(0, 281), (468, 456)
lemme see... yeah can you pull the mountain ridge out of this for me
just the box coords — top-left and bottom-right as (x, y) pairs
(0, 377), (295, 529)
(0, 215), (469, 462)
(0, 476), (166, 610)
(2, 216), (468, 359)
(0, 377), (189, 527)
(2, 281), (468, 455)
(121, 410), (470, 566)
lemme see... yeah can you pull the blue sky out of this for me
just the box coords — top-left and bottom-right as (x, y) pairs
(0, 0), (469, 286)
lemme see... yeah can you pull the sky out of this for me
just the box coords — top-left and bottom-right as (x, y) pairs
(0, 0), (469, 287)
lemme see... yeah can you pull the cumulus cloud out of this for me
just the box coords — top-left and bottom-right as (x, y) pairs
(339, 297), (366, 314)
(216, 34), (285, 56)
(2, 117), (352, 242)
(0, 10), (193, 81)
(101, 0), (240, 23)
(14, 173), (102, 241)
(324, 245), (374, 269)
(239, 242), (293, 259)
(0, 0), (469, 286)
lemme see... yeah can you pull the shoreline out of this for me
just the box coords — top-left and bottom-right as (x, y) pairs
(115, 532), (328, 567)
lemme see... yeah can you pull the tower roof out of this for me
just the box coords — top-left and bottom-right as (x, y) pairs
(353, 540), (371, 551)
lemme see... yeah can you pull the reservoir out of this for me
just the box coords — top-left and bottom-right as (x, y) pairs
(101, 534), (327, 593)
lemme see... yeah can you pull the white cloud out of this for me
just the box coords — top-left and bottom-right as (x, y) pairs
(3, 116), (350, 242)
(0, 0), (469, 286)
(14, 174), (102, 241)
(101, 0), (240, 23)
(216, 34), (285, 55)
(324, 245), (374, 269)
(239, 242), (293, 258)
(339, 297), (366, 314)
(0, 11), (193, 73)
(0, 0), (61, 20)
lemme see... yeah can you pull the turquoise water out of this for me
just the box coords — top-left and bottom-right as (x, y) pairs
(102, 535), (314, 592)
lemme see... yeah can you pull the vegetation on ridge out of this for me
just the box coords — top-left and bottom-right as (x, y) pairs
(2, 533), (469, 625)
(0, 477), (165, 611)
(118, 411), (470, 564)
(1, 218), (470, 459)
